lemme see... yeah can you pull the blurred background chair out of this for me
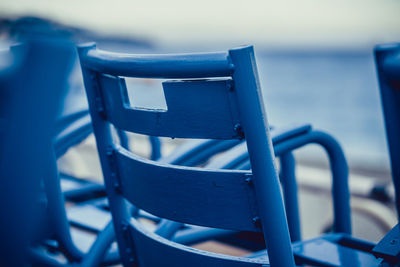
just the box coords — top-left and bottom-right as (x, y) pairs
(0, 37), (79, 266)
(0, 33), (139, 266)
(372, 42), (400, 265)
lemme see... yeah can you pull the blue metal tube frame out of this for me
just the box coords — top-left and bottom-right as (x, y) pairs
(159, 139), (241, 166)
(272, 130), (351, 234)
(43, 149), (85, 262)
(279, 152), (301, 242)
(149, 136), (161, 160)
(80, 221), (117, 267)
(44, 148), (120, 266)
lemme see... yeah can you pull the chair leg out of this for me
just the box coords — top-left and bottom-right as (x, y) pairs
(274, 130), (352, 235)
(80, 221), (116, 267)
(280, 152), (301, 242)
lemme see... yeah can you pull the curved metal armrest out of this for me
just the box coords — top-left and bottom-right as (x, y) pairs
(236, 129), (351, 235)
(273, 130), (351, 234)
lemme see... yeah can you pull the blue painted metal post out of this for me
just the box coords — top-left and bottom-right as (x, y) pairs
(229, 46), (295, 267)
(78, 43), (134, 267)
(43, 149), (85, 261)
(280, 152), (301, 242)
(274, 131), (351, 234)
(375, 43), (400, 219)
(149, 136), (161, 160)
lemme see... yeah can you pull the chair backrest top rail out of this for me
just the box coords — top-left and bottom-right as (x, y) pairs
(78, 43), (233, 79)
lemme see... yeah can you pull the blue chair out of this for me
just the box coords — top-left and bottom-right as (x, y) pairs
(373, 43), (400, 265)
(79, 43), (295, 266)
(0, 37), (76, 265)
(0, 38), (127, 266)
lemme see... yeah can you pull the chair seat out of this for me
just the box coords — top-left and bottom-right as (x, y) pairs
(249, 233), (381, 267)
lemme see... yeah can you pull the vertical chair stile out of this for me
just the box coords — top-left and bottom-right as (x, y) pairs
(229, 47), (295, 267)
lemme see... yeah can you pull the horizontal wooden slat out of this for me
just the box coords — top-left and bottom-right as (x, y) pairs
(98, 74), (242, 139)
(113, 146), (261, 232)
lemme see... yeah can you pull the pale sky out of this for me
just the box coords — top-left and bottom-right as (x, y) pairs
(1, 0), (399, 48)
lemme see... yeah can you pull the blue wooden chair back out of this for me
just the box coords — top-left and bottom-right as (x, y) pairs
(375, 43), (400, 218)
(78, 44), (295, 267)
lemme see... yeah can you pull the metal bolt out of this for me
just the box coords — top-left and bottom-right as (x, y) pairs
(245, 175), (253, 186)
(252, 216), (261, 228)
(227, 80), (234, 91)
(234, 123), (244, 138)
